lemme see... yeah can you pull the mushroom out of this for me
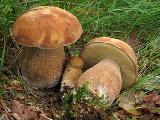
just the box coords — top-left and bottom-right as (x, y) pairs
(76, 37), (138, 104)
(11, 6), (83, 89)
(61, 56), (84, 90)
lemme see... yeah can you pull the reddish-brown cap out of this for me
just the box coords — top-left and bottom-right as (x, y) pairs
(80, 37), (138, 89)
(11, 6), (83, 49)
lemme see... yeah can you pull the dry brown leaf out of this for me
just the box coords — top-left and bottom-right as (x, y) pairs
(134, 91), (146, 104)
(144, 93), (155, 103)
(12, 100), (38, 120)
(11, 100), (52, 120)
(144, 92), (160, 103)
(113, 110), (129, 120)
(133, 92), (160, 114)
(119, 93), (142, 115)
(141, 113), (155, 120)
(0, 113), (10, 120)
(118, 91), (160, 119)
(155, 98), (160, 105)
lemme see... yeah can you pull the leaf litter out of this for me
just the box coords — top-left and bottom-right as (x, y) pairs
(0, 72), (160, 120)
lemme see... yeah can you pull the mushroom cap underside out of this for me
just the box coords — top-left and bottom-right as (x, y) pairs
(11, 6), (83, 49)
(80, 37), (138, 89)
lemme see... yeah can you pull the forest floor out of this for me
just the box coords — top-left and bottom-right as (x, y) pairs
(0, 0), (160, 120)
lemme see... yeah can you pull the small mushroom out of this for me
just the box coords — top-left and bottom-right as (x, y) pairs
(77, 37), (138, 104)
(61, 56), (84, 90)
(11, 6), (83, 89)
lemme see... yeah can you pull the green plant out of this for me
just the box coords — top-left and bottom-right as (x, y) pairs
(61, 85), (111, 119)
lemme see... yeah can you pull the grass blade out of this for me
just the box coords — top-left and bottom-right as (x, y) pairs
(0, 43), (5, 72)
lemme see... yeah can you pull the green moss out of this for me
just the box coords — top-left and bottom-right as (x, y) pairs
(61, 85), (111, 119)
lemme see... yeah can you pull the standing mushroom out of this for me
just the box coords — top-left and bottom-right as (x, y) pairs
(11, 6), (83, 89)
(76, 37), (138, 104)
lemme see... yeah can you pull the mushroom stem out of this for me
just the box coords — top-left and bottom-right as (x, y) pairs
(61, 56), (84, 90)
(18, 47), (65, 89)
(77, 58), (122, 104)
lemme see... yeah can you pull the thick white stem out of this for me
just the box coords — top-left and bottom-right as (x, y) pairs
(61, 56), (84, 89)
(77, 58), (122, 104)
(18, 47), (65, 89)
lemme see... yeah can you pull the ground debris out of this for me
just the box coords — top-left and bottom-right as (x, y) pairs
(11, 100), (53, 120)
(1, 72), (160, 119)
(119, 92), (142, 116)
(118, 90), (160, 119)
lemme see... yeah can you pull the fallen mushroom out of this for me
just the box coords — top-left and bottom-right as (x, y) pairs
(61, 56), (84, 90)
(76, 37), (138, 104)
(11, 6), (83, 89)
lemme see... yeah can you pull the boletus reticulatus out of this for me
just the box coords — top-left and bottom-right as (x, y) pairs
(11, 6), (83, 89)
(77, 37), (138, 104)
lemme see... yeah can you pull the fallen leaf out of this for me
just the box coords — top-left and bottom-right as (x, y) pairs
(12, 100), (52, 120)
(134, 91), (146, 104)
(119, 93), (141, 115)
(140, 104), (160, 114)
(135, 92), (160, 114)
(12, 100), (38, 120)
(0, 113), (10, 120)
(113, 110), (129, 120)
(141, 113), (155, 120)
(143, 92), (160, 105)
(144, 93), (155, 103)
(155, 98), (160, 105)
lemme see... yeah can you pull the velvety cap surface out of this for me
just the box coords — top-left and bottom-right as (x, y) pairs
(11, 6), (83, 49)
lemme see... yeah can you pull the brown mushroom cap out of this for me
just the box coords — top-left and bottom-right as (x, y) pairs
(11, 6), (83, 49)
(80, 37), (138, 89)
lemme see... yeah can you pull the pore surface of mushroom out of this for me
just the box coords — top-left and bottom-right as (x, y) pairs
(11, 6), (83, 89)
(77, 37), (138, 104)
